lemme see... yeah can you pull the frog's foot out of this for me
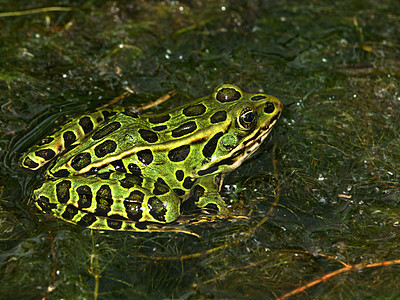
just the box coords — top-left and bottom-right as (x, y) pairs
(189, 175), (227, 214)
(192, 186), (228, 215)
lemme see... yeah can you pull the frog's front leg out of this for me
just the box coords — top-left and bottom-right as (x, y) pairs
(21, 108), (123, 170)
(192, 174), (228, 214)
(33, 173), (181, 231)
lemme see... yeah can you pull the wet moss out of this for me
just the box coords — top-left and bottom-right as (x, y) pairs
(1, 1), (400, 299)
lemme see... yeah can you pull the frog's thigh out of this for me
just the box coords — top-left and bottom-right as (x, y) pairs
(21, 108), (122, 170)
(33, 175), (181, 229)
(192, 175), (227, 214)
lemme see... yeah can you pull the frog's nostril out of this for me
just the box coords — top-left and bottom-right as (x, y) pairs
(264, 102), (275, 114)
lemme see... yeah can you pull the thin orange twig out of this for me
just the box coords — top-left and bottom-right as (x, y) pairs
(277, 259), (400, 299)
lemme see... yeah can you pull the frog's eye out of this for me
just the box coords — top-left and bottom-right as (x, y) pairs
(238, 107), (257, 129)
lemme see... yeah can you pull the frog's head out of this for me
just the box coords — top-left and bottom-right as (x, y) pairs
(198, 84), (283, 176)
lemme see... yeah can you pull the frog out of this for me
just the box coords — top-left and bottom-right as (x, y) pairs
(20, 84), (282, 232)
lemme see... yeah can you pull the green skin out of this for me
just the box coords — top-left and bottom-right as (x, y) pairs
(21, 84), (283, 232)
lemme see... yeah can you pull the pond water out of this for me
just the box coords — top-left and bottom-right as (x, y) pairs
(0, 1), (399, 299)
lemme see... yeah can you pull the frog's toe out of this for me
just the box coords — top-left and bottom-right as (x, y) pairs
(195, 193), (228, 215)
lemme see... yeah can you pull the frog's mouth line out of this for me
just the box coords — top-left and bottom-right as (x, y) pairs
(196, 115), (280, 177)
(229, 119), (278, 169)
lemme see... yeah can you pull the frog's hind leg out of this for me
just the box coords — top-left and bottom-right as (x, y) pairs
(33, 174), (181, 232)
(20, 108), (123, 170)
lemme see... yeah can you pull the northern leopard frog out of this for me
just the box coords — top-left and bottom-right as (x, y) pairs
(21, 84), (282, 232)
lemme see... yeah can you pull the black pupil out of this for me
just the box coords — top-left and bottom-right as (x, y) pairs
(264, 102), (275, 114)
(243, 111), (254, 123)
